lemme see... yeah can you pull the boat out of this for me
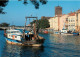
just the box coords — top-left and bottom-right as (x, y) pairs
(73, 32), (79, 36)
(43, 30), (48, 34)
(60, 29), (67, 34)
(4, 29), (23, 45)
(54, 31), (60, 34)
(4, 16), (45, 46)
(60, 23), (67, 34)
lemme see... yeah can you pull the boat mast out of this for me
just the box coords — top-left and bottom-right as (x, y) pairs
(23, 17), (27, 38)
(25, 16), (38, 38)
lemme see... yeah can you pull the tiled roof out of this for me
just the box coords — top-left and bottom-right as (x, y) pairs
(68, 12), (75, 16)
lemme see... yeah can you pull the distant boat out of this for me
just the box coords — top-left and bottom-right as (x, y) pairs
(60, 29), (67, 34)
(54, 31), (59, 34)
(43, 30), (48, 34)
(73, 32), (79, 36)
(60, 22), (67, 34)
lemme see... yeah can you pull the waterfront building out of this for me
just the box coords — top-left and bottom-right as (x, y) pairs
(49, 17), (59, 31)
(48, 6), (63, 31)
(49, 14), (69, 31)
(49, 6), (63, 31)
(75, 9), (80, 32)
(45, 6), (80, 32)
(59, 14), (68, 31)
(67, 12), (76, 31)
(48, 12), (77, 31)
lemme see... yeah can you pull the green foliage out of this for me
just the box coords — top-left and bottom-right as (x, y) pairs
(38, 19), (50, 29)
(0, 0), (8, 14)
(30, 18), (50, 29)
(0, 22), (9, 27)
(30, 20), (36, 25)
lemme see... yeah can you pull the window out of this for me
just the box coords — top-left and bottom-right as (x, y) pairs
(69, 20), (70, 22)
(15, 36), (17, 38)
(66, 18), (68, 21)
(69, 25), (70, 26)
(71, 20), (72, 22)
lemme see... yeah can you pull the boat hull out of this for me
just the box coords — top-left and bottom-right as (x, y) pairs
(43, 31), (48, 34)
(5, 37), (22, 45)
(73, 32), (79, 36)
(5, 37), (43, 46)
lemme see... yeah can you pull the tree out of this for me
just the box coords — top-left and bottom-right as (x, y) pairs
(30, 18), (50, 29)
(0, 0), (47, 14)
(38, 19), (50, 29)
(0, 0), (9, 14)
(0, 22), (9, 27)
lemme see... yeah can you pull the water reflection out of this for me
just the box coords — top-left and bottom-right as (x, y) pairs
(2, 44), (44, 57)
(20, 46), (44, 57)
(50, 34), (80, 45)
(2, 44), (21, 57)
(0, 30), (6, 57)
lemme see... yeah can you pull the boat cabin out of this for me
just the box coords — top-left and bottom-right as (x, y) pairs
(6, 30), (22, 41)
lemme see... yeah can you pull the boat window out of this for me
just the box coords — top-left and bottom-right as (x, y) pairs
(15, 36), (17, 38)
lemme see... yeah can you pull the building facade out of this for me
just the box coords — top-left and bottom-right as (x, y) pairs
(59, 15), (68, 30)
(67, 12), (76, 31)
(49, 17), (59, 31)
(47, 6), (80, 32)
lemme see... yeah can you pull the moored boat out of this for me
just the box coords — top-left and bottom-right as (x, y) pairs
(73, 32), (79, 36)
(43, 30), (48, 34)
(4, 16), (45, 46)
(4, 28), (45, 46)
(4, 29), (23, 45)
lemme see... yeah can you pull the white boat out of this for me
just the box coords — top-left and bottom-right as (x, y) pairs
(4, 29), (44, 46)
(4, 29), (23, 45)
(60, 29), (67, 34)
(60, 23), (67, 34)
(4, 16), (45, 46)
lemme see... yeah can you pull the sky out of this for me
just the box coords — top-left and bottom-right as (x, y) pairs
(0, 0), (80, 26)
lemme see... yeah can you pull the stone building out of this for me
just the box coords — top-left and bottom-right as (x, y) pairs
(55, 6), (62, 17)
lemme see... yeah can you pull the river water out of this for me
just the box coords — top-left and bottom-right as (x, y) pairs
(0, 30), (80, 57)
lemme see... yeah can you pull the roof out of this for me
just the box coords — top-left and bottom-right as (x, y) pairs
(68, 12), (75, 16)
(77, 9), (80, 13)
(55, 6), (62, 8)
(26, 24), (31, 26)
